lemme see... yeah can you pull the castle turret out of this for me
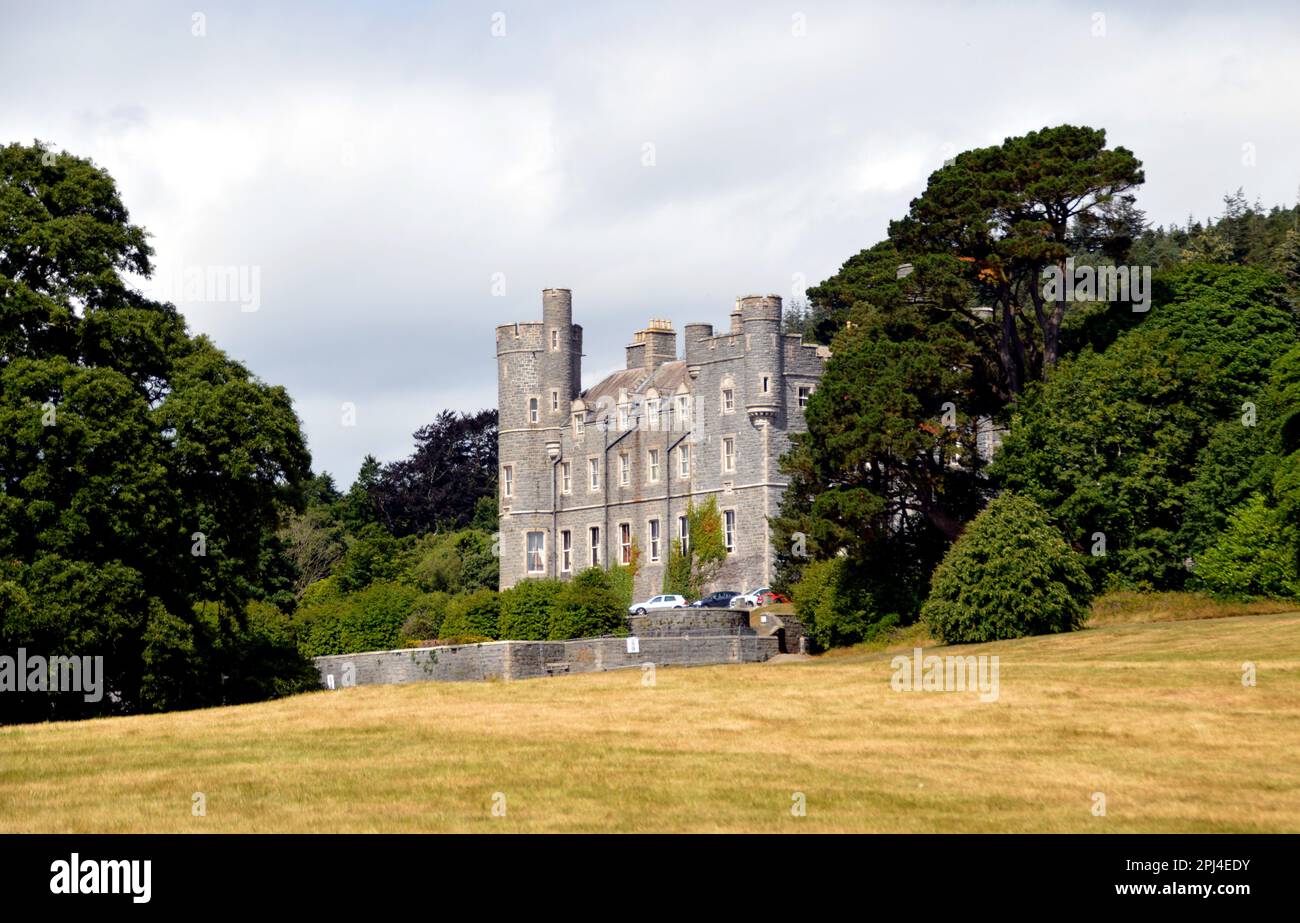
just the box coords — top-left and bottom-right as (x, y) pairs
(542, 288), (579, 417)
(741, 294), (784, 425)
(496, 290), (581, 588)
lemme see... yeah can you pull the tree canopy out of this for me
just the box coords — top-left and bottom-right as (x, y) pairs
(0, 141), (313, 719)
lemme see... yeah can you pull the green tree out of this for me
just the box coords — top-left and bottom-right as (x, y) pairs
(993, 266), (1298, 589)
(771, 293), (986, 610)
(921, 494), (1093, 643)
(0, 141), (313, 719)
(891, 125), (1144, 393)
(790, 557), (894, 651)
(1193, 494), (1300, 600)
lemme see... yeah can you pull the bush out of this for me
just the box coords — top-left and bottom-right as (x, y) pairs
(547, 568), (626, 639)
(608, 560), (635, 610)
(1194, 494), (1300, 600)
(499, 579), (564, 639)
(299, 581), (421, 657)
(661, 540), (692, 598)
(921, 493), (1093, 643)
(398, 591), (451, 644)
(439, 589), (501, 640)
(790, 557), (894, 650)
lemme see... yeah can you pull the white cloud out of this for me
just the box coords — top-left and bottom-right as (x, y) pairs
(2, 0), (1298, 482)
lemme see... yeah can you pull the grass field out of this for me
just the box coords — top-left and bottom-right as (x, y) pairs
(2, 595), (1299, 833)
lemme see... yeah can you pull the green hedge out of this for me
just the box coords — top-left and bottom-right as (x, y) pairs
(499, 579), (564, 640)
(547, 568), (626, 640)
(439, 589), (501, 640)
(298, 581), (422, 657)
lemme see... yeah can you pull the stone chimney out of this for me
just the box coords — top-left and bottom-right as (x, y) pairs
(626, 318), (677, 371)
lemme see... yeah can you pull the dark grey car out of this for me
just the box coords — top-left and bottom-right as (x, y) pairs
(691, 591), (740, 609)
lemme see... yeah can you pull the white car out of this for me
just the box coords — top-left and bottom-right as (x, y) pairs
(735, 587), (772, 608)
(628, 594), (687, 615)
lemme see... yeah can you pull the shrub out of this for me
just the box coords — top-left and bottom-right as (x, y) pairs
(499, 579), (564, 640)
(299, 574), (342, 608)
(661, 540), (692, 598)
(398, 591), (451, 644)
(299, 581), (421, 657)
(791, 557), (894, 650)
(921, 493), (1093, 643)
(1194, 494), (1300, 600)
(547, 568), (626, 639)
(439, 589), (500, 640)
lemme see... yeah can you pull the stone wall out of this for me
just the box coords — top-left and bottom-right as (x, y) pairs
(626, 608), (746, 637)
(313, 632), (779, 689)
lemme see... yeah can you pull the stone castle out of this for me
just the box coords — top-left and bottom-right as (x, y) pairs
(496, 288), (828, 598)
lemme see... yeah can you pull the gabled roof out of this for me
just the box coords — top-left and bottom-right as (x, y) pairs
(579, 360), (690, 405)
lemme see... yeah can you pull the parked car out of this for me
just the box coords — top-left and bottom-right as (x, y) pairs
(756, 590), (790, 606)
(628, 594), (687, 615)
(735, 587), (772, 608)
(690, 590), (741, 609)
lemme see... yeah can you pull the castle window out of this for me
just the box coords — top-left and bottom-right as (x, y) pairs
(560, 461), (571, 494)
(590, 526), (601, 566)
(761, 376), (770, 394)
(798, 385), (812, 408)
(560, 530), (572, 573)
(723, 510), (736, 553)
(551, 390), (559, 412)
(722, 388), (735, 413)
(526, 531), (545, 574)
(502, 465), (514, 499)
(722, 436), (736, 473)
(676, 395), (689, 426)
(589, 457), (600, 491)
(619, 452), (630, 486)
(573, 413), (585, 438)
(647, 449), (660, 483)
(648, 519), (661, 562)
(619, 523), (632, 565)
(550, 329), (559, 351)
(528, 397), (539, 424)
(678, 444), (690, 478)
(678, 515), (689, 553)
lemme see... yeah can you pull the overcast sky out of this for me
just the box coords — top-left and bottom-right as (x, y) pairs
(3, 0), (1298, 484)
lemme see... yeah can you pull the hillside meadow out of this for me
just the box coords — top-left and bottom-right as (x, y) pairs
(1, 594), (1297, 833)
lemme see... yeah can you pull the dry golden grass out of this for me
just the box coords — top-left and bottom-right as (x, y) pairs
(2, 598), (1298, 833)
(1087, 590), (1299, 626)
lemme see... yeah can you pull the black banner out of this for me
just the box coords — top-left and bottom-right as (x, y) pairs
(0, 834), (1285, 910)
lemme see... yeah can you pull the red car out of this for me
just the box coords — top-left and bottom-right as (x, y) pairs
(756, 590), (789, 606)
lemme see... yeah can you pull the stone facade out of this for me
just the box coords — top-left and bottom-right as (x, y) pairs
(496, 289), (827, 599)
